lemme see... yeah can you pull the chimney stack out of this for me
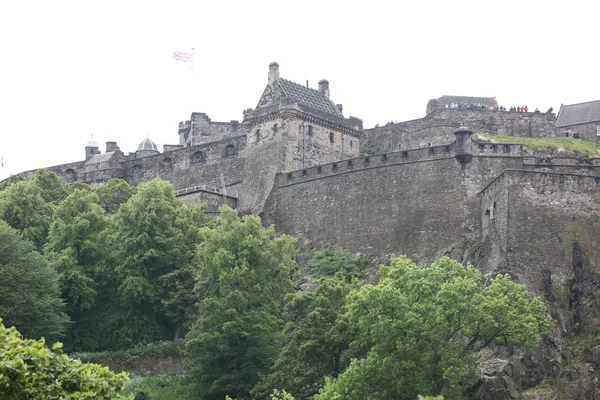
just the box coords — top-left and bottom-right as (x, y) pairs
(268, 62), (280, 85)
(318, 79), (330, 98)
(106, 141), (117, 152)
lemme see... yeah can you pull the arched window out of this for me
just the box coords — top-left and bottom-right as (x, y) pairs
(223, 144), (236, 158)
(483, 209), (491, 228)
(64, 169), (76, 182)
(191, 151), (205, 164)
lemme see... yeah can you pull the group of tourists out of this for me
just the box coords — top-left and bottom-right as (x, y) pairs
(447, 103), (541, 112)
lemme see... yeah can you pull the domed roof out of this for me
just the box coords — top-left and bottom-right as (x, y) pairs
(85, 136), (99, 148)
(137, 137), (159, 152)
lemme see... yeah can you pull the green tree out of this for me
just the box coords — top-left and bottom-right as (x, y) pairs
(316, 256), (553, 400)
(0, 180), (55, 250)
(0, 173), (26, 191)
(44, 189), (108, 312)
(110, 178), (208, 344)
(253, 274), (359, 400)
(0, 319), (131, 399)
(0, 221), (68, 342)
(31, 169), (69, 205)
(95, 178), (136, 214)
(186, 207), (296, 400)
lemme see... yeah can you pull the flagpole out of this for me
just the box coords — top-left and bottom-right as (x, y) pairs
(191, 48), (195, 116)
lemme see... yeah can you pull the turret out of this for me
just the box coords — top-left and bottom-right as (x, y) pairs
(85, 136), (100, 160)
(454, 127), (473, 164)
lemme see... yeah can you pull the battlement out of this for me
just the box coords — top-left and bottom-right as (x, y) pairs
(277, 143), (456, 187)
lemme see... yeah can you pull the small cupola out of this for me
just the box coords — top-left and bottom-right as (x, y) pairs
(135, 136), (160, 159)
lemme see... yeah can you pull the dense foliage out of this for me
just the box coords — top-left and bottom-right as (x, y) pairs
(0, 221), (68, 342)
(0, 319), (130, 399)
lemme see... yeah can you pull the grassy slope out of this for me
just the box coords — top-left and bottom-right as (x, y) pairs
(478, 135), (600, 157)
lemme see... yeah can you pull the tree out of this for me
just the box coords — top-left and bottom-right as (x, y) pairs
(253, 274), (359, 400)
(186, 207), (296, 400)
(94, 178), (136, 214)
(0, 221), (68, 342)
(31, 169), (69, 205)
(44, 189), (108, 312)
(110, 178), (208, 344)
(0, 319), (131, 399)
(315, 256), (553, 400)
(0, 173), (26, 191)
(0, 180), (55, 250)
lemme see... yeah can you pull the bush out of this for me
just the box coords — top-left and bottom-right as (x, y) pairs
(0, 318), (131, 399)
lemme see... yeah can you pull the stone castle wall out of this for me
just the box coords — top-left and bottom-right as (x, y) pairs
(122, 135), (246, 190)
(361, 109), (556, 155)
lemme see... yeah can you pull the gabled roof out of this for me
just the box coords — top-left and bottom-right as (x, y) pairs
(436, 95), (498, 106)
(278, 79), (343, 117)
(556, 100), (600, 127)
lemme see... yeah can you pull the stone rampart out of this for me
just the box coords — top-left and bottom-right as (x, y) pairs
(361, 109), (556, 155)
(122, 135), (246, 190)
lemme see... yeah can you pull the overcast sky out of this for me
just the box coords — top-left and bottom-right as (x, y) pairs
(1, 0), (598, 180)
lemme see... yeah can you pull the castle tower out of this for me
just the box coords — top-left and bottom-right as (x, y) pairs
(238, 62), (363, 214)
(85, 136), (100, 160)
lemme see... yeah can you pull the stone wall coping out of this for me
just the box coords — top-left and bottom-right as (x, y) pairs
(478, 168), (600, 197)
(175, 184), (238, 198)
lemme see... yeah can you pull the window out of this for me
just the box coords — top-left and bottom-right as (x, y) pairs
(191, 151), (205, 164)
(64, 169), (76, 182)
(162, 158), (172, 168)
(273, 124), (278, 133)
(223, 144), (236, 158)
(329, 132), (335, 144)
(307, 125), (313, 136)
(255, 129), (261, 141)
(597, 125), (600, 136)
(350, 140), (353, 148)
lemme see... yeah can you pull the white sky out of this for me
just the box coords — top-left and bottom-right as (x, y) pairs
(1, 0), (598, 180)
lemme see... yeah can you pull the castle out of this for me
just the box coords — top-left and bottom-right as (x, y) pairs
(16, 63), (600, 337)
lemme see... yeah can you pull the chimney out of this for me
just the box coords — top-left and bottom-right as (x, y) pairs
(336, 104), (343, 114)
(106, 141), (117, 152)
(318, 79), (330, 98)
(268, 62), (280, 85)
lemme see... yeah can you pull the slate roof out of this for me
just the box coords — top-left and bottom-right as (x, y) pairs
(85, 152), (114, 165)
(436, 95), (498, 107)
(556, 100), (600, 127)
(278, 79), (342, 117)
